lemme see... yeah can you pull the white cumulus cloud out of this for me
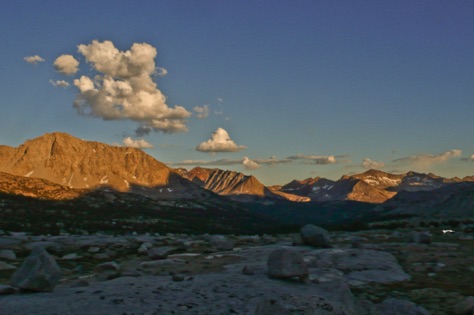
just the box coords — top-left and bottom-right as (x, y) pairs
(196, 128), (246, 153)
(62, 40), (191, 134)
(24, 55), (45, 64)
(54, 54), (79, 75)
(362, 158), (385, 169)
(49, 79), (70, 88)
(193, 105), (209, 119)
(122, 137), (153, 149)
(242, 157), (260, 170)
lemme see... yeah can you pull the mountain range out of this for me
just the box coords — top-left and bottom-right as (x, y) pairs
(278, 169), (474, 203)
(0, 132), (473, 233)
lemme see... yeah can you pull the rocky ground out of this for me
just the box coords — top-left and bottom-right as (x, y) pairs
(0, 226), (473, 315)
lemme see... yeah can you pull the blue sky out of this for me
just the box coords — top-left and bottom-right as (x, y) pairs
(1, 1), (473, 185)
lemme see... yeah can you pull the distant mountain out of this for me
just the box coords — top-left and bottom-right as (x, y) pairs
(463, 176), (474, 182)
(276, 169), (473, 204)
(314, 177), (397, 203)
(280, 177), (335, 197)
(349, 169), (460, 192)
(181, 167), (268, 196)
(178, 167), (310, 202)
(0, 132), (211, 200)
(348, 169), (404, 190)
(379, 182), (474, 219)
(393, 171), (460, 192)
(278, 173), (395, 203)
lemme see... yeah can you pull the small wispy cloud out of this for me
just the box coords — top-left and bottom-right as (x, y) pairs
(24, 55), (45, 64)
(193, 105), (209, 119)
(253, 156), (293, 166)
(172, 156), (264, 170)
(393, 149), (462, 168)
(49, 79), (70, 88)
(362, 158), (385, 169)
(460, 154), (474, 162)
(172, 154), (334, 169)
(122, 137), (153, 149)
(287, 154), (339, 165)
(196, 128), (246, 153)
(171, 158), (242, 167)
(155, 66), (168, 76)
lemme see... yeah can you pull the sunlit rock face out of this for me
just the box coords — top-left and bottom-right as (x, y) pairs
(277, 168), (472, 204)
(181, 167), (269, 196)
(179, 166), (309, 202)
(0, 132), (171, 191)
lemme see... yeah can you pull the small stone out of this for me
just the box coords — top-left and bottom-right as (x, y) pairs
(0, 261), (17, 271)
(291, 233), (304, 246)
(376, 298), (431, 315)
(300, 224), (331, 248)
(255, 299), (289, 315)
(0, 249), (16, 261)
(88, 247), (101, 253)
(137, 243), (152, 254)
(93, 253), (111, 260)
(267, 248), (308, 281)
(242, 265), (254, 275)
(69, 279), (90, 288)
(453, 296), (474, 315)
(147, 246), (178, 260)
(139, 258), (186, 268)
(95, 261), (120, 272)
(105, 250), (117, 258)
(121, 269), (141, 277)
(209, 235), (235, 251)
(61, 253), (82, 260)
(408, 231), (432, 244)
(172, 275), (185, 282)
(0, 284), (17, 295)
(96, 270), (120, 281)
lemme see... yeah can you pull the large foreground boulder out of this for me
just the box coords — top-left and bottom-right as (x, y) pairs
(267, 248), (308, 281)
(10, 246), (62, 292)
(300, 224), (331, 248)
